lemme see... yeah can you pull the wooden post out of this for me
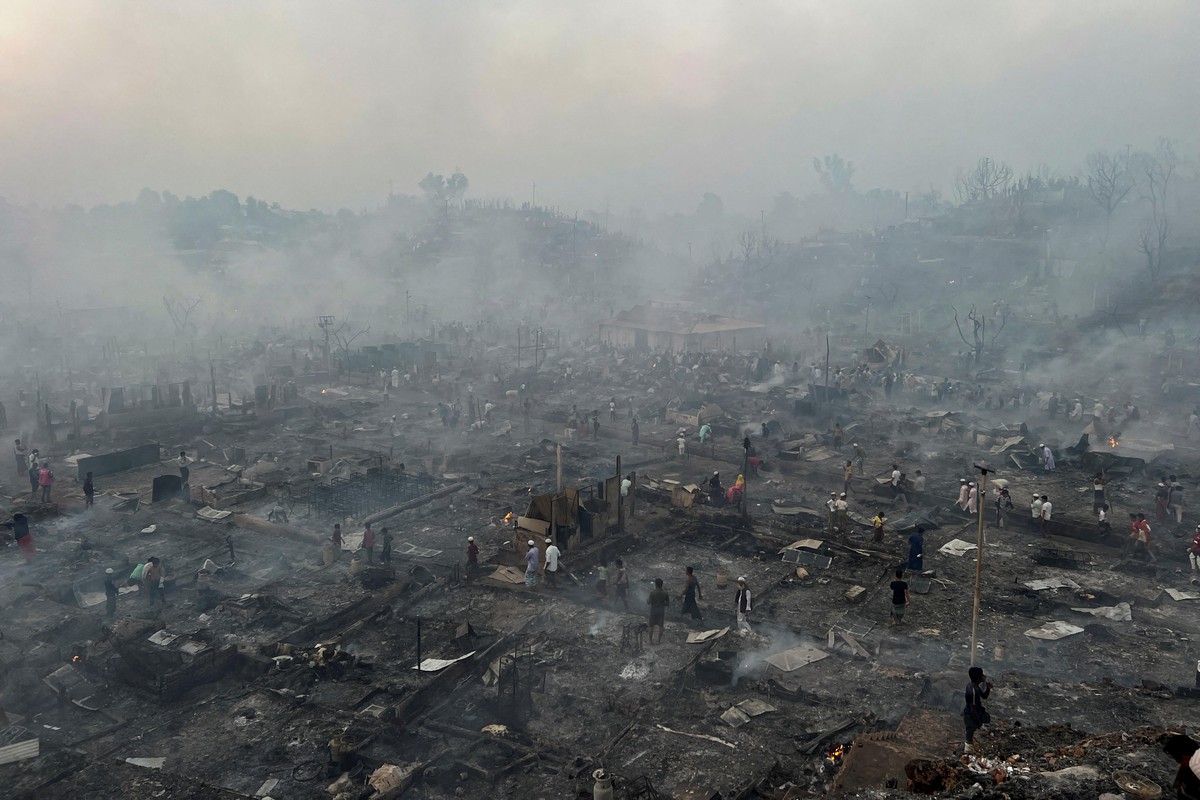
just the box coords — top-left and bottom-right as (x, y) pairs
(616, 454), (623, 534)
(969, 465), (991, 666)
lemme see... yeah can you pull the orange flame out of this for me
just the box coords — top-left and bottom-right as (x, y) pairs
(503, 512), (514, 524)
(826, 744), (846, 763)
(71, 655), (81, 663)
(1108, 436), (1118, 448)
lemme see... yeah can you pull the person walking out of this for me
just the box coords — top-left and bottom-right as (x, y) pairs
(889, 568), (909, 626)
(734, 576), (753, 634)
(647, 578), (669, 645)
(1189, 525), (1200, 574)
(613, 558), (629, 609)
(679, 566), (703, 623)
(962, 666), (993, 754)
(543, 538), (560, 587)
(83, 471), (95, 509)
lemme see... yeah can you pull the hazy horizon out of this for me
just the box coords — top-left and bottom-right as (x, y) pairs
(2, 1), (1198, 215)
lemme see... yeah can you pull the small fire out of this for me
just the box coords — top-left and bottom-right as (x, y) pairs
(826, 744), (846, 764)
(503, 512), (514, 524)
(1108, 436), (1118, 448)
(321, 388), (328, 395)
(71, 655), (82, 663)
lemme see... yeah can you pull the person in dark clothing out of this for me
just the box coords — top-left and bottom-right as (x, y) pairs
(647, 578), (669, 644)
(28, 463), (39, 498)
(679, 566), (703, 622)
(379, 527), (393, 564)
(907, 528), (925, 571)
(4, 513), (34, 562)
(104, 568), (119, 617)
(83, 472), (95, 509)
(1162, 734), (1200, 800)
(466, 536), (480, 579)
(963, 666), (993, 753)
(889, 568), (909, 625)
(630, 418), (639, 446)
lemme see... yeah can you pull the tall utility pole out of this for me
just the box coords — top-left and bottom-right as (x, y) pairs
(318, 315), (334, 375)
(969, 463), (992, 667)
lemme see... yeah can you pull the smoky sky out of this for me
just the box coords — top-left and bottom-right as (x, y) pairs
(1, 0), (1197, 214)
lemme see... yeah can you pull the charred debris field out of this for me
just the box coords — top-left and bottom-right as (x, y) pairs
(0, 297), (1198, 800)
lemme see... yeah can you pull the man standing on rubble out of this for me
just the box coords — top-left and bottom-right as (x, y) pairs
(843, 460), (854, 495)
(1030, 494), (1043, 532)
(542, 538), (560, 587)
(83, 472), (95, 509)
(889, 568), (909, 626)
(591, 411), (600, 440)
(852, 442), (866, 473)
(466, 536), (480, 579)
(142, 557), (166, 607)
(647, 578), (669, 645)
(734, 576), (753, 633)
(331, 524), (344, 561)
(524, 539), (539, 587)
(957, 479), (970, 511)
(1169, 476), (1185, 527)
(676, 434), (687, 460)
(826, 492), (838, 534)
(908, 528), (925, 571)
(962, 666), (993, 754)
(1189, 525), (1200, 574)
(835, 493), (849, 532)
(13, 439), (26, 477)
(698, 423), (711, 444)
(380, 527), (393, 565)
(630, 417), (639, 446)
(679, 566), (703, 623)
(361, 523), (376, 563)
(966, 482), (978, 515)
(871, 511), (886, 543)
(1039, 495), (1052, 536)
(37, 461), (54, 503)
(1040, 443), (1055, 471)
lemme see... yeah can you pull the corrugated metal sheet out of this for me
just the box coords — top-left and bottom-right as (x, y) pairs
(0, 737), (39, 765)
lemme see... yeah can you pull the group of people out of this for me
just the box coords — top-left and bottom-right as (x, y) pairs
(14, 439), (54, 502)
(328, 522), (394, 565)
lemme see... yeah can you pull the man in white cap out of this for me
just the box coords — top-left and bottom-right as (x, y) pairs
(956, 479), (970, 511)
(1040, 443), (1055, 471)
(966, 482), (978, 514)
(835, 493), (849, 532)
(466, 536), (479, 580)
(524, 539), (540, 587)
(735, 576), (753, 633)
(542, 537), (560, 588)
(104, 568), (119, 617)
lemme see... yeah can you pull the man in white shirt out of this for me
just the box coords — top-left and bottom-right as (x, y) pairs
(913, 470), (926, 492)
(542, 538), (560, 587)
(1030, 494), (1043, 532)
(826, 492), (838, 533)
(1039, 495), (1052, 536)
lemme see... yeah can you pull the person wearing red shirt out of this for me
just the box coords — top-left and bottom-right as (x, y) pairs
(1189, 525), (1200, 574)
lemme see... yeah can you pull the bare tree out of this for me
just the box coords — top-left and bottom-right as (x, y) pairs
(1132, 139), (1176, 278)
(954, 157), (1013, 203)
(331, 320), (371, 376)
(1085, 151), (1134, 247)
(1137, 217), (1170, 279)
(953, 304), (1008, 363)
(737, 230), (758, 264)
(163, 295), (201, 335)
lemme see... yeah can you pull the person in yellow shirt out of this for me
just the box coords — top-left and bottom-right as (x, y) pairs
(871, 512), (886, 544)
